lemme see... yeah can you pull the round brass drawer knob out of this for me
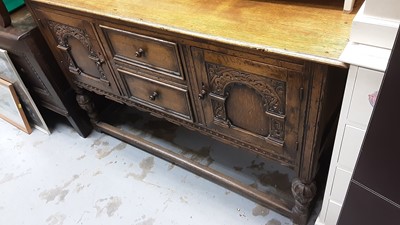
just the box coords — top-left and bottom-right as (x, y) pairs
(149, 91), (159, 101)
(135, 48), (144, 57)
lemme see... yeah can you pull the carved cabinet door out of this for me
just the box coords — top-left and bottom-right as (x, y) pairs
(33, 9), (120, 95)
(191, 48), (304, 164)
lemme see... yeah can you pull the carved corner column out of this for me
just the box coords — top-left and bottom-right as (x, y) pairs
(75, 88), (99, 124)
(291, 178), (317, 225)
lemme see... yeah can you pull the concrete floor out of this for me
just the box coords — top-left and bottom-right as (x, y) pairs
(0, 110), (320, 225)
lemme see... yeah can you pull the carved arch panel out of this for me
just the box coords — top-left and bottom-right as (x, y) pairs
(48, 20), (110, 86)
(206, 63), (286, 146)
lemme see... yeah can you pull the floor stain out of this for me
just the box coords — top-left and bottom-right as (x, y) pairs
(247, 160), (265, 171)
(75, 210), (90, 224)
(0, 170), (31, 185)
(126, 156), (155, 181)
(266, 218), (282, 225)
(249, 182), (258, 189)
(257, 171), (291, 195)
(96, 142), (127, 159)
(141, 119), (178, 143)
(136, 217), (156, 225)
(46, 213), (66, 225)
(117, 109), (214, 167)
(76, 154), (86, 160)
(180, 196), (188, 204)
(33, 141), (44, 148)
(39, 174), (79, 203)
(110, 108), (144, 127)
(233, 166), (243, 171)
(13, 142), (24, 150)
(167, 163), (175, 171)
(181, 175), (187, 183)
(93, 171), (102, 176)
(252, 205), (270, 217)
(179, 146), (214, 166)
(91, 136), (105, 148)
(95, 196), (122, 217)
(75, 183), (85, 193)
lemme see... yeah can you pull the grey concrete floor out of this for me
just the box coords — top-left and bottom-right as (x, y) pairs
(0, 110), (320, 225)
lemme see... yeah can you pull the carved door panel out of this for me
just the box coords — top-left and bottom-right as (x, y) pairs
(192, 48), (303, 163)
(34, 9), (119, 94)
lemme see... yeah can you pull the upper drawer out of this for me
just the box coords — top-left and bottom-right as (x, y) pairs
(347, 67), (384, 127)
(100, 25), (183, 79)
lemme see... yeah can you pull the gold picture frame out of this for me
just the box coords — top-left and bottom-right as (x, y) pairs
(0, 78), (32, 134)
(0, 48), (49, 134)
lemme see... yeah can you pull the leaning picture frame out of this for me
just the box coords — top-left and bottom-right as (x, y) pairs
(0, 48), (50, 134)
(0, 78), (32, 133)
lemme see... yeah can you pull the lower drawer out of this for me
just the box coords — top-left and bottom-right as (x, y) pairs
(325, 201), (342, 225)
(331, 168), (352, 204)
(338, 125), (365, 172)
(118, 68), (193, 121)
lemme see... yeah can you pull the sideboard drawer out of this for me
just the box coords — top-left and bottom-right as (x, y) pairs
(118, 68), (192, 121)
(100, 25), (183, 79)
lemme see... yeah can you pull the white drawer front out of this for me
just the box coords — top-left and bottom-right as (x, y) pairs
(347, 67), (384, 126)
(325, 201), (342, 225)
(331, 168), (352, 204)
(338, 125), (365, 171)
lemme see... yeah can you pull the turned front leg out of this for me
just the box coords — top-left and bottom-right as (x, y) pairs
(291, 178), (317, 225)
(75, 88), (99, 123)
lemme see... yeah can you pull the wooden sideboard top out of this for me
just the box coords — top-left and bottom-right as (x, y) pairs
(29, 0), (360, 67)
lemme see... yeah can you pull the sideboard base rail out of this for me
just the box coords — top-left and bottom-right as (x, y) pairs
(95, 120), (295, 219)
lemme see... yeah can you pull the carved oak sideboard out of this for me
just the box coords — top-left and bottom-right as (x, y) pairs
(26, 0), (356, 224)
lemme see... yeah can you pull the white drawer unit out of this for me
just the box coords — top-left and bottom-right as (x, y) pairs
(316, 3), (397, 224)
(316, 46), (388, 225)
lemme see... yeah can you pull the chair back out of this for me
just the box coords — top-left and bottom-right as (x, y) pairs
(0, 0), (11, 28)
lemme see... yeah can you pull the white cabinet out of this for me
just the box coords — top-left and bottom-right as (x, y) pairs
(364, 0), (400, 22)
(316, 1), (398, 224)
(316, 61), (386, 225)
